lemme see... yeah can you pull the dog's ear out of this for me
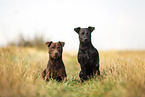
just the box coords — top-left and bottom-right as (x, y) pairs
(88, 26), (95, 33)
(59, 41), (65, 47)
(74, 27), (81, 33)
(45, 41), (52, 47)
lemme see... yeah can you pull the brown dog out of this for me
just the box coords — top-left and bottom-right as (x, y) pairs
(42, 41), (67, 82)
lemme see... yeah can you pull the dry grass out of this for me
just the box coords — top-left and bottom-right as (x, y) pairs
(0, 47), (145, 97)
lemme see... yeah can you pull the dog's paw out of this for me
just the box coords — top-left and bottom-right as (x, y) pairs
(45, 77), (49, 82)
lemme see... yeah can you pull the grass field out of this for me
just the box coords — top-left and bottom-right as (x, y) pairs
(0, 46), (145, 97)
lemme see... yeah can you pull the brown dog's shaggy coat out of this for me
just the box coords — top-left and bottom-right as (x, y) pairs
(42, 41), (67, 82)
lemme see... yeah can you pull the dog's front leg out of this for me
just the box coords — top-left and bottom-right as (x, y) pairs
(96, 64), (100, 76)
(80, 65), (88, 80)
(45, 72), (50, 81)
(42, 69), (46, 79)
(95, 59), (100, 76)
(94, 51), (100, 76)
(78, 53), (88, 81)
(61, 76), (67, 83)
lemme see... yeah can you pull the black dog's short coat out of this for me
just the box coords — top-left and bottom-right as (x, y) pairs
(74, 26), (100, 81)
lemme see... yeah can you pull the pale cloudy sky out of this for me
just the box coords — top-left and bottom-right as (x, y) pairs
(0, 0), (145, 50)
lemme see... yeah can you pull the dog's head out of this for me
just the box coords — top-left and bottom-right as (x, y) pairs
(74, 26), (95, 44)
(45, 41), (65, 59)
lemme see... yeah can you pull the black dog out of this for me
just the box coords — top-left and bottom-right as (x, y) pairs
(74, 26), (100, 81)
(42, 41), (67, 82)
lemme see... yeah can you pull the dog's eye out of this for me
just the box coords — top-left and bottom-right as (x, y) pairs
(51, 47), (55, 49)
(86, 32), (88, 35)
(57, 47), (61, 49)
(82, 32), (84, 35)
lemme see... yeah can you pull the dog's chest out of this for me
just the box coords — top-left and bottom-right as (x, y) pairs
(49, 62), (62, 76)
(51, 63), (62, 71)
(83, 49), (96, 64)
(85, 49), (94, 57)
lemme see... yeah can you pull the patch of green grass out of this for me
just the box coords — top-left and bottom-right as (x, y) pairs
(0, 47), (145, 97)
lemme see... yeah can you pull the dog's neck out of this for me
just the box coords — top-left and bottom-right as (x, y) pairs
(79, 42), (93, 60)
(48, 57), (63, 66)
(49, 57), (62, 62)
(80, 42), (92, 50)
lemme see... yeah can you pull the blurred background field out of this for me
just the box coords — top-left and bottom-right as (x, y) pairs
(1, 0), (145, 50)
(0, 46), (144, 97)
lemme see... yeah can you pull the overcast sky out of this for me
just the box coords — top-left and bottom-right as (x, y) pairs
(0, 0), (145, 50)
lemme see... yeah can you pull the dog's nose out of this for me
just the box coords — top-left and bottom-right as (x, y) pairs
(84, 38), (88, 40)
(55, 52), (58, 55)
